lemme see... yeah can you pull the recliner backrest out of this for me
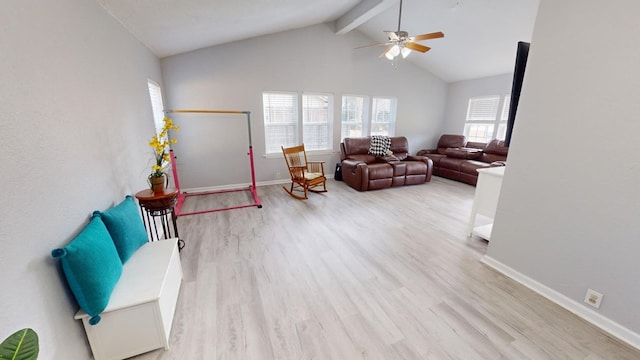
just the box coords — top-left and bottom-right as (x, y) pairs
(437, 134), (466, 149)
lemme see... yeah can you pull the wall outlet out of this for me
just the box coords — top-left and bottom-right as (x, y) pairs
(275, 172), (281, 179)
(584, 288), (604, 309)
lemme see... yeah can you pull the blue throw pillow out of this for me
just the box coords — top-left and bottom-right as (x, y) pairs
(95, 195), (148, 263)
(51, 214), (122, 325)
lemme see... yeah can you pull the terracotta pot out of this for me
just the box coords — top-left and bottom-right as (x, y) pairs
(149, 175), (168, 194)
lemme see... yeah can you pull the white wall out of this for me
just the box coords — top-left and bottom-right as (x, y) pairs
(487, 0), (640, 343)
(160, 23), (448, 188)
(443, 74), (513, 135)
(0, 0), (161, 358)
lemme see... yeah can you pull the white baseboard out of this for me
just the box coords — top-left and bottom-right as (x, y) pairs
(181, 176), (333, 194)
(481, 255), (640, 351)
(181, 180), (283, 193)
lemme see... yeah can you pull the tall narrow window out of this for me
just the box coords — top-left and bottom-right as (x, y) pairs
(464, 96), (500, 143)
(302, 93), (333, 151)
(341, 95), (368, 140)
(370, 97), (397, 136)
(463, 95), (511, 142)
(147, 80), (165, 136)
(263, 92), (298, 154)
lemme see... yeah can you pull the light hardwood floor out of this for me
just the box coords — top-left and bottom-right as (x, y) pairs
(133, 177), (640, 359)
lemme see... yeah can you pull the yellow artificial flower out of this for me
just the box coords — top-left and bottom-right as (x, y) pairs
(148, 117), (179, 179)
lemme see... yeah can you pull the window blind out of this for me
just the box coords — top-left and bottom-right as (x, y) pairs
(302, 93), (332, 151)
(371, 97), (397, 136)
(263, 92), (298, 154)
(147, 80), (165, 136)
(341, 95), (367, 140)
(466, 96), (500, 121)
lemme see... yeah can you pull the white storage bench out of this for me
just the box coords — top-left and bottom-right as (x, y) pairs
(74, 239), (183, 360)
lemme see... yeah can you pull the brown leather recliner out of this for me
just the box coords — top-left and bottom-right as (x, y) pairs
(417, 134), (508, 186)
(340, 136), (433, 191)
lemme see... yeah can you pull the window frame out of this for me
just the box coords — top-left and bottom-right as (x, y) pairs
(262, 91), (299, 155)
(463, 94), (510, 143)
(340, 95), (397, 141)
(340, 94), (370, 140)
(147, 80), (165, 137)
(263, 91), (334, 156)
(370, 96), (397, 137)
(302, 92), (334, 152)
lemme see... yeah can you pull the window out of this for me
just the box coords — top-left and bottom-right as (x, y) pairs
(463, 95), (510, 143)
(341, 95), (368, 139)
(263, 91), (333, 154)
(371, 97), (397, 136)
(302, 93), (333, 151)
(147, 80), (165, 136)
(340, 95), (396, 140)
(263, 92), (298, 154)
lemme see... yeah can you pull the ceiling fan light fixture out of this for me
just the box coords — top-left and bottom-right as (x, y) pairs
(401, 46), (412, 58)
(354, 0), (443, 67)
(385, 50), (395, 60)
(389, 44), (400, 57)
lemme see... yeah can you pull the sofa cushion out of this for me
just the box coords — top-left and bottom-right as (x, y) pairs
(51, 214), (123, 325)
(367, 163), (394, 180)
(444, 148), (482, 160)
(439, 157), (465, 170)
(94, 195), (148, 264)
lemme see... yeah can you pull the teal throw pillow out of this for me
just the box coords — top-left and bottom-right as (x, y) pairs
(95, 195), (148, 263)
(51, 214), (122, 325)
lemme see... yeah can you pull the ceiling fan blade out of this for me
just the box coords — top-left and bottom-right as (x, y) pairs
(384, 31), (399, 41)
(412, 31), (445, 41)
(406, 42), (430, 53)
(379, 46), (393, 58)
(355, 42), (390, 50)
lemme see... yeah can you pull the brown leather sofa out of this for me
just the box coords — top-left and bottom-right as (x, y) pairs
(416, 134), (508, 186)
(340, 136), (433, 191)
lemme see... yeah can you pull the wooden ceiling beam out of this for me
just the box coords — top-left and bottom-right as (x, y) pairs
(334, 0), (398, 35)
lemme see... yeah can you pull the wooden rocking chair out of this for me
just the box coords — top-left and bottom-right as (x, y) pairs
(281, 144), (327, 200)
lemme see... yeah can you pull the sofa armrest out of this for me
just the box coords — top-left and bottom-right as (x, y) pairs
(341, 160), (369, 191)
(341, 159), (364, 167)
(405, 155), (434, 182)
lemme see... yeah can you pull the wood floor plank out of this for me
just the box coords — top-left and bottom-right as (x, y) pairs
(131, 178), (640, 360)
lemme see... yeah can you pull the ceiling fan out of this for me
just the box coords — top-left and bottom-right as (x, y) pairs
(357, 0), (444, 63)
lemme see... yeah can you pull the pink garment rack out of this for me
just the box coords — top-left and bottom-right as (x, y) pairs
(164, 109), (262, 216)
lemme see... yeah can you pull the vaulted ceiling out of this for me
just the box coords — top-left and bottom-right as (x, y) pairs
(98, 0), (539, 82)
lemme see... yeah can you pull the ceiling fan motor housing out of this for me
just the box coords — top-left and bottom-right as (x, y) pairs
(396, 31), (409, 41)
